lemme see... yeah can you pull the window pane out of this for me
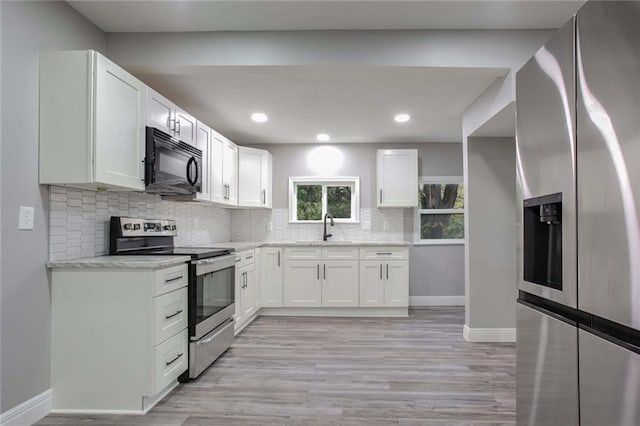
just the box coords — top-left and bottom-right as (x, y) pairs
(419, 183), (464, 209)
(296, 185), (322, 220)
(327, 186), (352, 219)
(421, 213), (464, 239)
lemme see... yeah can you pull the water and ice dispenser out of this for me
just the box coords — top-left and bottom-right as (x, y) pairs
(523, 193), (563, 290)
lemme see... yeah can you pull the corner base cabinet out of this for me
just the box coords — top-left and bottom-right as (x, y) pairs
(50, 262), (189, 413)
(39, 50), (146, 191)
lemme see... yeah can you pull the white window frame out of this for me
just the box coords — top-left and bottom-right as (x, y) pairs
(289, 176), (360, 223)
(415, 176), (465, 245)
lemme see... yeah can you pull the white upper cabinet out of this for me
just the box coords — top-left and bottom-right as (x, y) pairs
(174, 107), (197, 147)
(146, 89), (197, 147)
(194, 121), (211, 201)
(209, 130), (238, 206)
(209, 131), (225, 204)
(40, 50), (146, 191)
(146, 88), (175, 135)
(238, 147), (273, 208)
(222, 139), (238, 205)
(376, 149), (418, 207)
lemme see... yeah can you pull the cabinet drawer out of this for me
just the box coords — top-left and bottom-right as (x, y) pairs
(154, 264), (188, 296)
(322, 247), (359, 260)
(284, 247), (322, 260)
(359, 247), (408, 260)
(235, 249), (255, 268)
(153, 328), (188, 395)
(154, 288), (188, 346)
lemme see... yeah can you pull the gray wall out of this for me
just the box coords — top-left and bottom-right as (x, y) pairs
(249, 142), (465, 298)
(465, 137), (517, 328)
(0, 1), (106, 413)
(249, 142), (462, 209)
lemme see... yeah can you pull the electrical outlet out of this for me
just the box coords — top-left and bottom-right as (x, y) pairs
(18, 206), (35, 230)
(383, 221), (390, 231)
(361, 221), (371, 230)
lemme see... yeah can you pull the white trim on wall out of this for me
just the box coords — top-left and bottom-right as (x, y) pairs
(462, 325), (516, 343)
(409, 296), (465, 306)
(0, 389), (51, 426)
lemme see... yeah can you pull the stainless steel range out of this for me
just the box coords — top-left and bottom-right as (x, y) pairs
(110, 216), (235, 380)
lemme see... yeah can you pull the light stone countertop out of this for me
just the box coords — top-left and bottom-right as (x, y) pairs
(47, 255), (192, 269)
(211, 241), (411, 252)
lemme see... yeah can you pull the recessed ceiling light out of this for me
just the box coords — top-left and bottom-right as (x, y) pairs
(394, 113), (411, 123)
(251, 112), (268, 123)
(316, 133), (330, 142)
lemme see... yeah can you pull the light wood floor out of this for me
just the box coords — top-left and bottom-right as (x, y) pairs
(38, 308), (515, 425)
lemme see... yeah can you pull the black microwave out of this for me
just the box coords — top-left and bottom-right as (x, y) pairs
(145, 127), (202, 195)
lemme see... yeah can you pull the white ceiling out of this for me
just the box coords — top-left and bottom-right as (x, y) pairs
(137, 66), (507, 144)
(69, 1), (583, 32)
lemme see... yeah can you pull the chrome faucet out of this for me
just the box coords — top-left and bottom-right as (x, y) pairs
(323, 213), (335, 242)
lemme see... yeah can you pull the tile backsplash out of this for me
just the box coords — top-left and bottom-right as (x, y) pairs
(231, 208), (405, 242)
(48, 186), (231, 261)
(49, 187), (406, 261)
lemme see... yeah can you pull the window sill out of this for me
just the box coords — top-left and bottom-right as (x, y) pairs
(413, 240), (465, 246)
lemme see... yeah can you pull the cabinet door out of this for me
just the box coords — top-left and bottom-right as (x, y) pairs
(195, 121), (211, 201)
(283, 261), (321, 307)
(223, 140), (238, 205)
(175, 107), (197, 147)
(261, 151), (273, 208)
(254, 249), (262, 310)
(238, 147), (263, 207)
(146, 87), (175, 135)
(322, 261), (359, 307)
(359, 261), (384, 307)
(93, 53), (146, 191)
(234, 267), (244, 322)
(376, 149), (418, 207)
(384, 261), (409, 307)
(241, 264), (256, 318)
(210, 132), (225, 204)
(261, 248), (283, 307)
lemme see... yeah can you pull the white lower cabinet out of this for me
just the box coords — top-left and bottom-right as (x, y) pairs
(283, 260), (322, 307)
(322, 260), (359, 307)
(50, 263), (189, 413)
(234, 250), (259, 333)
(261, 248), (283, 307)
(359, 261), (385, 307)
(359, 260), (409, 308)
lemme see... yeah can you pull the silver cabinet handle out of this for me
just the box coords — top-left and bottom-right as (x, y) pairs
(380, 189), (382, 204)
(165, 275), (183, 283)
(379, 264), (383, 280)
(165, 352), (183, 366)
(169, 117), (176, 132)
(277, 251), (280, 267)
(246, 255), (253, 260)
(376, 252), (392, 256)
(176, 120), (181, 135)
(165, 309), (183, 320)
(262, 189), (266, 204)
(323, 263), (326, 280)
(386, 264), (389, 280)
(317, 264), (320, 280)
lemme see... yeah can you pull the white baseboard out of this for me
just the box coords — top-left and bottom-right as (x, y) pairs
(0, 389), (51, 426)
(463, 324), (516, 342)
(409, 296), (465, 306)
(260, 307), (408, 318)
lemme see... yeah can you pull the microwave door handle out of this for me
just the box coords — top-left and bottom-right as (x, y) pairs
(193, 158), (199, 188)
(186, 156), (196, 186)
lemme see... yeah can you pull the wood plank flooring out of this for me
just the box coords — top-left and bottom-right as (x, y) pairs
(37, 308), (515, 425)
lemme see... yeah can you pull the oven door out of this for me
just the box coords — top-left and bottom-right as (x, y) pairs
(146, 127), (202, 194)
(191, 255), (235, 340)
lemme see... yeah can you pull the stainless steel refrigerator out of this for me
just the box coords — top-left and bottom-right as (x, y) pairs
(515, 2), (640, 425)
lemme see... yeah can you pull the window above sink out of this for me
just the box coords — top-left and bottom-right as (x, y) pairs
(288, 176), (360, 224)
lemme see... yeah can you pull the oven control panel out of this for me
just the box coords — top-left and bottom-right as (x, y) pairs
(114, 217), (177, 237)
